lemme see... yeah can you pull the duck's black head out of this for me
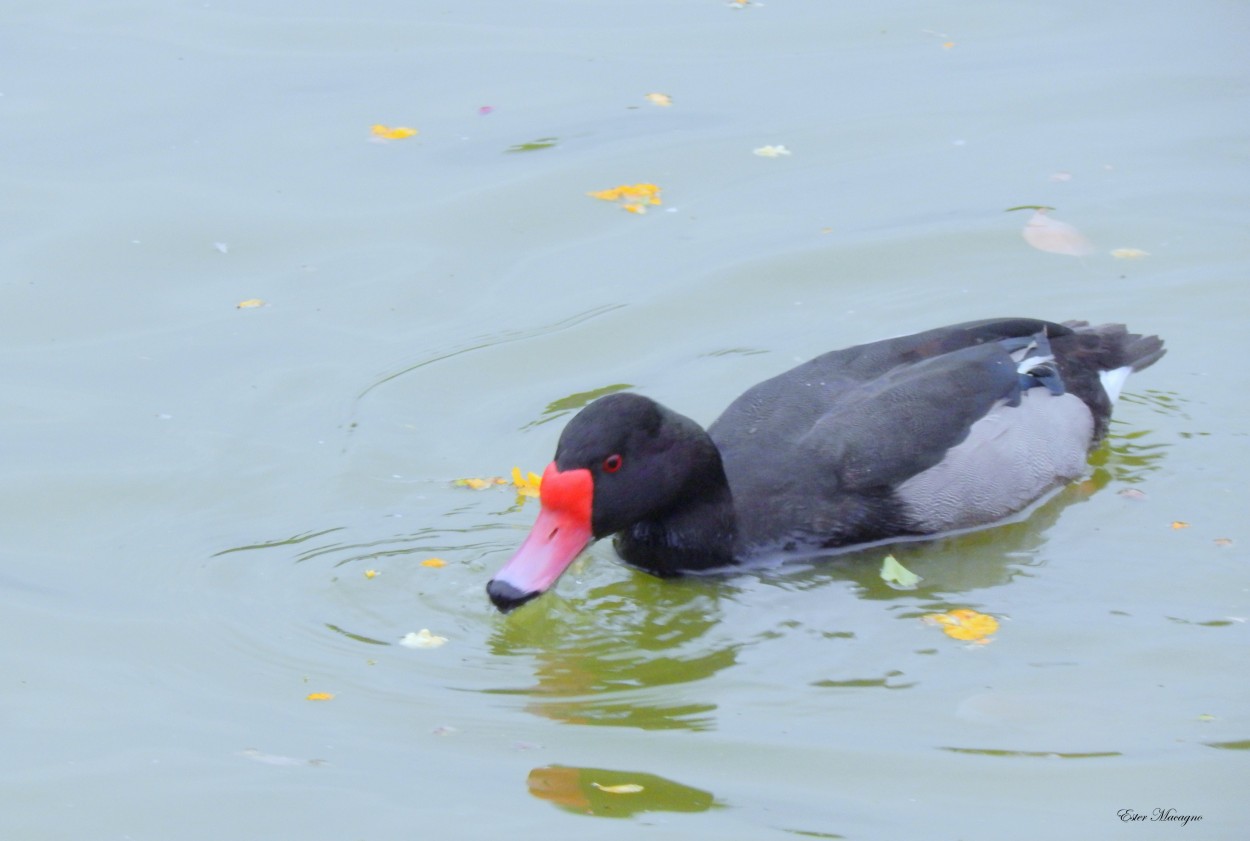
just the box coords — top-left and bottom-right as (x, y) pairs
(485, 393), (731, 612)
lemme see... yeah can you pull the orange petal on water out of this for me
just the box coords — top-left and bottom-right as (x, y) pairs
(588, 183), (662, 213)
(370, 124), (418, 140)
(511, 467), (543, 497)
(923, 608), (999, 641)
(455, 477), (506, 490)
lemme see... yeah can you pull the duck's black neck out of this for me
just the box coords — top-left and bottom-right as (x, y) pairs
(613, 460), (738, 576)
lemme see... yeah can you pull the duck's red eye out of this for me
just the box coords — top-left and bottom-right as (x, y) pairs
(602, 454), (623, 473)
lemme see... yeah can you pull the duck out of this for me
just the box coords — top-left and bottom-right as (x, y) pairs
(486, 317), (1165, 613)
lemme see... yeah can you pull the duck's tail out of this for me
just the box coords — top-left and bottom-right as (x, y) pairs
(1060, 320), (1166, 407)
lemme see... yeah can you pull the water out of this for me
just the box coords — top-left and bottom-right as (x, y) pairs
(3, 1), (1248, 838)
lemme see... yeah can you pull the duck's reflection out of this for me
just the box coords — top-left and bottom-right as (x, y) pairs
(526, 765), (717, 817)
(486, 574), (741, 730)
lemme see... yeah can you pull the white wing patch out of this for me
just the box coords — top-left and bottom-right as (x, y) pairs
(1012, 338), (1055, 374)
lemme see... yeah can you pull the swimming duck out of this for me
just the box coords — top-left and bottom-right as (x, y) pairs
(487, 317), (1165, 612)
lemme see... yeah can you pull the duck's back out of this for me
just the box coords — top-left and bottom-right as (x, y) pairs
(706, 318), (1164, 554)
